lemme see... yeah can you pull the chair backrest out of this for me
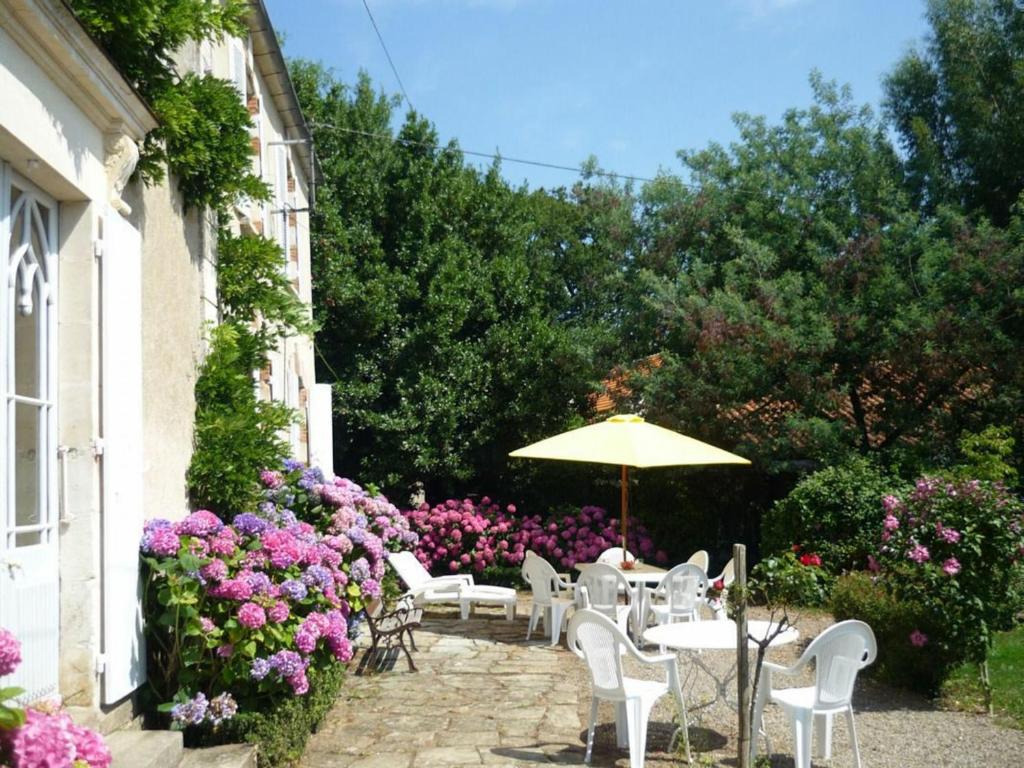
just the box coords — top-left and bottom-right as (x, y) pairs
(577, 563), (632, 622)
(802, 620), (877, 708)
(567, 609), (628, 698)
(522, 553), (560, 607)
(686, 549), (710, 573)
(715, 558), (736, 588)
(656, 563), (707, 614)
(388, 551), (432, 590)
(596, 547), (634, 565)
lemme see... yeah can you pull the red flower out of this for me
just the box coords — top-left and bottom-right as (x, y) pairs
(799, 553), (822, 567)
(791, 544), (801, 553)
(713, 579), (725, 591)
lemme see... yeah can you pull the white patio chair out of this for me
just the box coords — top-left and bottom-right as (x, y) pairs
(685, 549), (709, 573)
(597, 546), (635, 565)
(576, 562), (634, 635)
(522, 553), (576, 645)
(387, 551), (517, 620)
(752, 620), (877, 768)
(648, 563), (707, 626)
(567, 609), (691, 767)
(709, 557), (735, 588)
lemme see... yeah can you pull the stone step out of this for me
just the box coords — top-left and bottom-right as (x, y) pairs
(107, 728), (183, 768)
(178, 744), (258, 768)
(66, 698), (139, 736)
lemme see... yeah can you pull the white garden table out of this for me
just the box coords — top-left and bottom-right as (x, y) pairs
(643, 619), (799, 713)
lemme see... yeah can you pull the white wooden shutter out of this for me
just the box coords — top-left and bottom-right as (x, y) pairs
(274, 147), (288, 254)
(100, 208), (146, 703)
(229, 38), (247, 104)
(307, 384), (334, 478)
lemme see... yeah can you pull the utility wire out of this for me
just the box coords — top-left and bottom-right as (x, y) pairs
(312, 122), (659, 185)
(361, 0), (415, 113)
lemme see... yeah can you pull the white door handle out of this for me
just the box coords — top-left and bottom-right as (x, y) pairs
(0, 558), (23, 576)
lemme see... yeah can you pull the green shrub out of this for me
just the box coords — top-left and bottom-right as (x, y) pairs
(832, 572), (958, 694)
(762, 456), (905, 574)
(749, 550), (832, 607)
(187, 323), (293, 515)
(189, 664), (344, 768)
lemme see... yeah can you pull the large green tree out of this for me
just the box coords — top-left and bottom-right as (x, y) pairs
(885, 0), (1024, 224)
(627, 76), (1024, 471)
(289, 62), (625, 499)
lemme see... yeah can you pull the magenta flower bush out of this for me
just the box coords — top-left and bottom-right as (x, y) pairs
(0, 627), (111, 768)
(405, 496), (667, 576)
(835, 477), (1024, 693)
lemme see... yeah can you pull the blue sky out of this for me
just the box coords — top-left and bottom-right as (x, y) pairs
(266, 0), (931, 190)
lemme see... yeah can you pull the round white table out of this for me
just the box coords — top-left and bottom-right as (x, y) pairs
(642, 620), (799, 712)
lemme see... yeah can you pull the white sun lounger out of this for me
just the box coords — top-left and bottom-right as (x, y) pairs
(387, 550), (517, 620)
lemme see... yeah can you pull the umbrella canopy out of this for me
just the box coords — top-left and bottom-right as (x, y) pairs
(510, 414), (750, 555)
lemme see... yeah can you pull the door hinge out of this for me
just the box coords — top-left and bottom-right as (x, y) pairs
(93, 240), (103, 260)
(95, 654), (106, 675)
(91, 437), (105, 457)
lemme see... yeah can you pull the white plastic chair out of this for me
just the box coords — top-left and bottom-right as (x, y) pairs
(576, 562), (634, 634)
(709, 557), (735, 588)
(597, 546), (635, 565)
(648, 563), (707, 626)
(752, 620), (877, 768)
(523, 553), (576, 645)
(568, 609), (691, 767)
(685, 549), (709, 573)
(387, 551), (517, 620)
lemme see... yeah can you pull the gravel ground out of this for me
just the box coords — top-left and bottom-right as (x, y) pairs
(572, 607), (1024, 767)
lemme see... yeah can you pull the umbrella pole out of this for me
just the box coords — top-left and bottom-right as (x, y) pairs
(621, 465), (628, 554)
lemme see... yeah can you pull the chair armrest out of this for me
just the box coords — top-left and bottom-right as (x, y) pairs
(762, 656), (810, 677)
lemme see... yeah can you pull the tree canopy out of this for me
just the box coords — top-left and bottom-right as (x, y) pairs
(290, 63), (632, 499)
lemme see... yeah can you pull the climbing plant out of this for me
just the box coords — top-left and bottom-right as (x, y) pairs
(69, 0), (263, 210)
(69, 2), (313, 512)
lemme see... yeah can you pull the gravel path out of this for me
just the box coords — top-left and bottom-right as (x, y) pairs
(301, 599), (1024, 767)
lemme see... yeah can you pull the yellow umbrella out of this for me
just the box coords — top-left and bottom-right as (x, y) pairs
(509, 414), (750, 552)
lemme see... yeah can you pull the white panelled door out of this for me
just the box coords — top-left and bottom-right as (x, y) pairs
(99, 207), (146, 703)
(0, 164), (60, 703)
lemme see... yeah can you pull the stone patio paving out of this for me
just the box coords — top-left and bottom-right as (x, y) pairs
(299, 600), (675, 768)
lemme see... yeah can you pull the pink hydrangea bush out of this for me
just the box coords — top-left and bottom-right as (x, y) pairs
(405, 497), (667, 576)
(0, 628), (111, 768)
(255, 460), (418, 605)
(140, 504), (364, 729)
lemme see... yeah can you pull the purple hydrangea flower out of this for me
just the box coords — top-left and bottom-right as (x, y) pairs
(170, 692), (209, 727)
(233, 513), (269, 536)
(207, 692), (237, 725)
(349, 557), (370, 583)
(251, 658), (272, 680)
(269, 650), (304, 678)
(302, 565), (334, 592)
(279, 580), (308, 601)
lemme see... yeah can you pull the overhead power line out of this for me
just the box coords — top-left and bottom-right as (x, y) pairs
(312, 123), (659, 185)
(361, 0), (415, 113)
